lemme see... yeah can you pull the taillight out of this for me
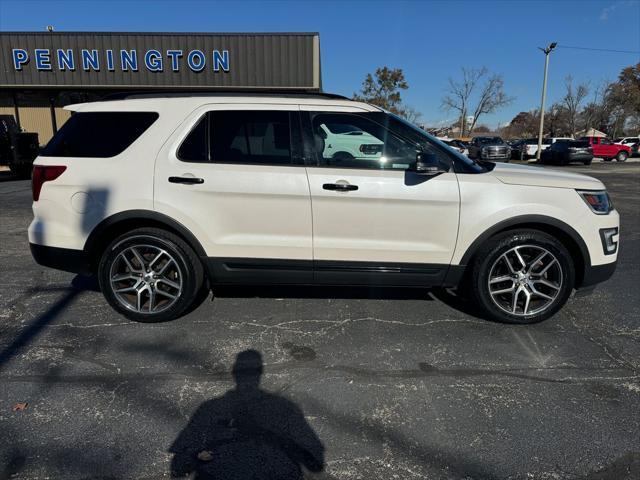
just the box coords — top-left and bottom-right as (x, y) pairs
(32, 165), (67, 201)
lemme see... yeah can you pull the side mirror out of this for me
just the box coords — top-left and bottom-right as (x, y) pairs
(413, 152), (446, 175)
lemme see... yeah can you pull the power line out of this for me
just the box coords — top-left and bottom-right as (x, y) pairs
(557, 44), (640, 54)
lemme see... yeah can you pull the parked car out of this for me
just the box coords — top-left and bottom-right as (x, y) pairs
(522, 137), (574, 159)
(468, 136), (511, 161)
(440, 138), (469, 156)
(318, 123), (383, 161)
(613, 136), (639, 156)
(0, 115), (40, 178)
(579, 136), (631, 162)
(539, 140), (593, 165)
(29, 92), (619, 325)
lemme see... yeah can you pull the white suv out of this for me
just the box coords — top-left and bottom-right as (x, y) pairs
(28, 93), (619, 324)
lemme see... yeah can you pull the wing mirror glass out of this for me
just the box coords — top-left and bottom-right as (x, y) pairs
(413, 152), (447, 175)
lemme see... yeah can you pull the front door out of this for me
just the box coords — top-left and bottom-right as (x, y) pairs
(154, 105), (313, 284)
(302, 108), (460, 286)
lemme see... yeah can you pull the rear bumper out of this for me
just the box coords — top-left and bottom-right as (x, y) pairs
(579, 260), (617, 289)
(30, 243), (91, 275)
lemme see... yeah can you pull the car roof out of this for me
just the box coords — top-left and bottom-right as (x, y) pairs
(65, 92), (381, 113)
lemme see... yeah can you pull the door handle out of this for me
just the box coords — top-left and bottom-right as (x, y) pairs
(323, 183), (358, 192)
(168, 176), (204, 185)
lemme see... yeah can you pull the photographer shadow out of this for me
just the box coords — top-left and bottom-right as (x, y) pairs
(169, 350), (324, 479)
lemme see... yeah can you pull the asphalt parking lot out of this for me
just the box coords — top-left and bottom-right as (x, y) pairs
(0, 162), (638, 480)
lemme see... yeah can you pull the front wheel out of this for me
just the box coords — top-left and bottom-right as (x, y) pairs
(583, 158), (592, 165)
(616, 151), (628, 162)
(98, 228), (205, 322)
(469, 230), (575, 324)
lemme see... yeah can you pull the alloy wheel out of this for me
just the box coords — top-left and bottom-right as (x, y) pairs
(109, 244), (183, 314)
(488, 245), (563, 316)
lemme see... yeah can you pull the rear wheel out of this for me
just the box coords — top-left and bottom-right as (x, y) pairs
(98, 228), (205, 322)
(469, 230), (575, 324)
(616, 151), (628, 162)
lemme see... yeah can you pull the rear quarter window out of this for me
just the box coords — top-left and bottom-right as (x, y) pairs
(41, 112), (159, 158)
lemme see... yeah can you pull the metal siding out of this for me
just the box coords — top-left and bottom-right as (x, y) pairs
(0, 32), (319, 89)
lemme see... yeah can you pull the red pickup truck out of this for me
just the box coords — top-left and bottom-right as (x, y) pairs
(580, 136), (631, 162)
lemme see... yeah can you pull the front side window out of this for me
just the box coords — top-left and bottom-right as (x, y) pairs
(42, 111), (158, 158)
(310, 113), (421, 170)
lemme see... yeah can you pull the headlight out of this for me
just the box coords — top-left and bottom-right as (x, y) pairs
(577, 190), (613, 214)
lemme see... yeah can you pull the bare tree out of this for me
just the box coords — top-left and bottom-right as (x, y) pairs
(441, 67), (514, 136)
(562, 75), (589, 135)
(467, 74), (514, 133)
(402, 106), (423, 125)
(441, 67), (485, 136)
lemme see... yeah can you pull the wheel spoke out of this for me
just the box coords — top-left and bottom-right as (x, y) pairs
(122, 254), (139, 273)
(502, 254), (517, 273)
(156, 258), (175, 275)
(514, 248), (527, 269)
(522, 288), (532, 315)
(148, 250), (165, 270)
(491, 285), (516, 295)
(130, 247), (146, 271)
(512, 286), (522, 313)
(530, 285), (554, 301)
(527, 251), (547, 273)
(112, 273), (137, 282)
(148, 288), (156, 312)
(157, 277), (180, 290)
(538, 258), (558, 276)
(156, 289), (178, 300)
(115, 286), (137, 293)
(533, 278), (561, 290)
(490, 275), (513, 284)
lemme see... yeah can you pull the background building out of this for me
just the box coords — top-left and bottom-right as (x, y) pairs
(0, 31), (321, 144)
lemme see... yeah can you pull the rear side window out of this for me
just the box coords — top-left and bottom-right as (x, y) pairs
(177, 110), (294, 165)
(211, 111), (292, 165)
(41, 112), (158, 158)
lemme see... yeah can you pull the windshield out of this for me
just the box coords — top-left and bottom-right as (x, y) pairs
(388, 113), (487, 173)
(478, 137), (503, 144)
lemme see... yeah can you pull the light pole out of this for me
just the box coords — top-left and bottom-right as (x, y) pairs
(535, 42), (557, 162)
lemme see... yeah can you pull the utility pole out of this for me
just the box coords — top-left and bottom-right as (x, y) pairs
(535, 42), (557, 162)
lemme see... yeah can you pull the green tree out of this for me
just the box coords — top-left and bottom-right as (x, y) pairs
(353, 67), (409, 116)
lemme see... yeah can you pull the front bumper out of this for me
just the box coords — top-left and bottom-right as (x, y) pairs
(580, 260), (617, 288)
(30, 243), (91, 275)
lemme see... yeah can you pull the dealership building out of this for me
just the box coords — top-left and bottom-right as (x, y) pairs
(0, 31), (321, 144)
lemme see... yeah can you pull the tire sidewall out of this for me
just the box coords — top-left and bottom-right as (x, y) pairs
(616, 151), (627, 162)
(472, 230), (575, 324)
(98, 233), (198, 322)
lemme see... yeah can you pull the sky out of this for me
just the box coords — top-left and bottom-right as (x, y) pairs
(1, 0), (638, 127)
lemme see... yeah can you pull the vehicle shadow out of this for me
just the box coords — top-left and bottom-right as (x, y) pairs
(169, 349), (325, 479)
(0, 170), (20, 182)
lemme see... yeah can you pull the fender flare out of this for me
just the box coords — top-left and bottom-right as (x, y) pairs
(458, 214), (591, 280)
(83, 209), (208, 262)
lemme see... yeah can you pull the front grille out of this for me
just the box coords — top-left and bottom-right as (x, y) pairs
(484, 146), (509, 157)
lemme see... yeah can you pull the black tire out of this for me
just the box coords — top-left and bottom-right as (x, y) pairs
(98, 228), (204, 322)
(583, 158), (592, 165)
(332, 151), (354, 161)
(616, 151), (628, 162)
(469, 229), (575, 324)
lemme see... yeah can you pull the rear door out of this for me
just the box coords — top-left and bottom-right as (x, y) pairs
(154, 105), (313, 284)
(302, 107), (460, 286)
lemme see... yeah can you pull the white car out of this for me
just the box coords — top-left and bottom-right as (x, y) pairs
(614, 136), (639, 156)
(524, 137), (573, 158)
(29, 93), (619, 324)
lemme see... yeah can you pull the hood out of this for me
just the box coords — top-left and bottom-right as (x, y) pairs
(490, 162), (604, 190)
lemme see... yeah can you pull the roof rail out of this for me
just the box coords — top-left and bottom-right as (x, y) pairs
(101, 89), (349, 101)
